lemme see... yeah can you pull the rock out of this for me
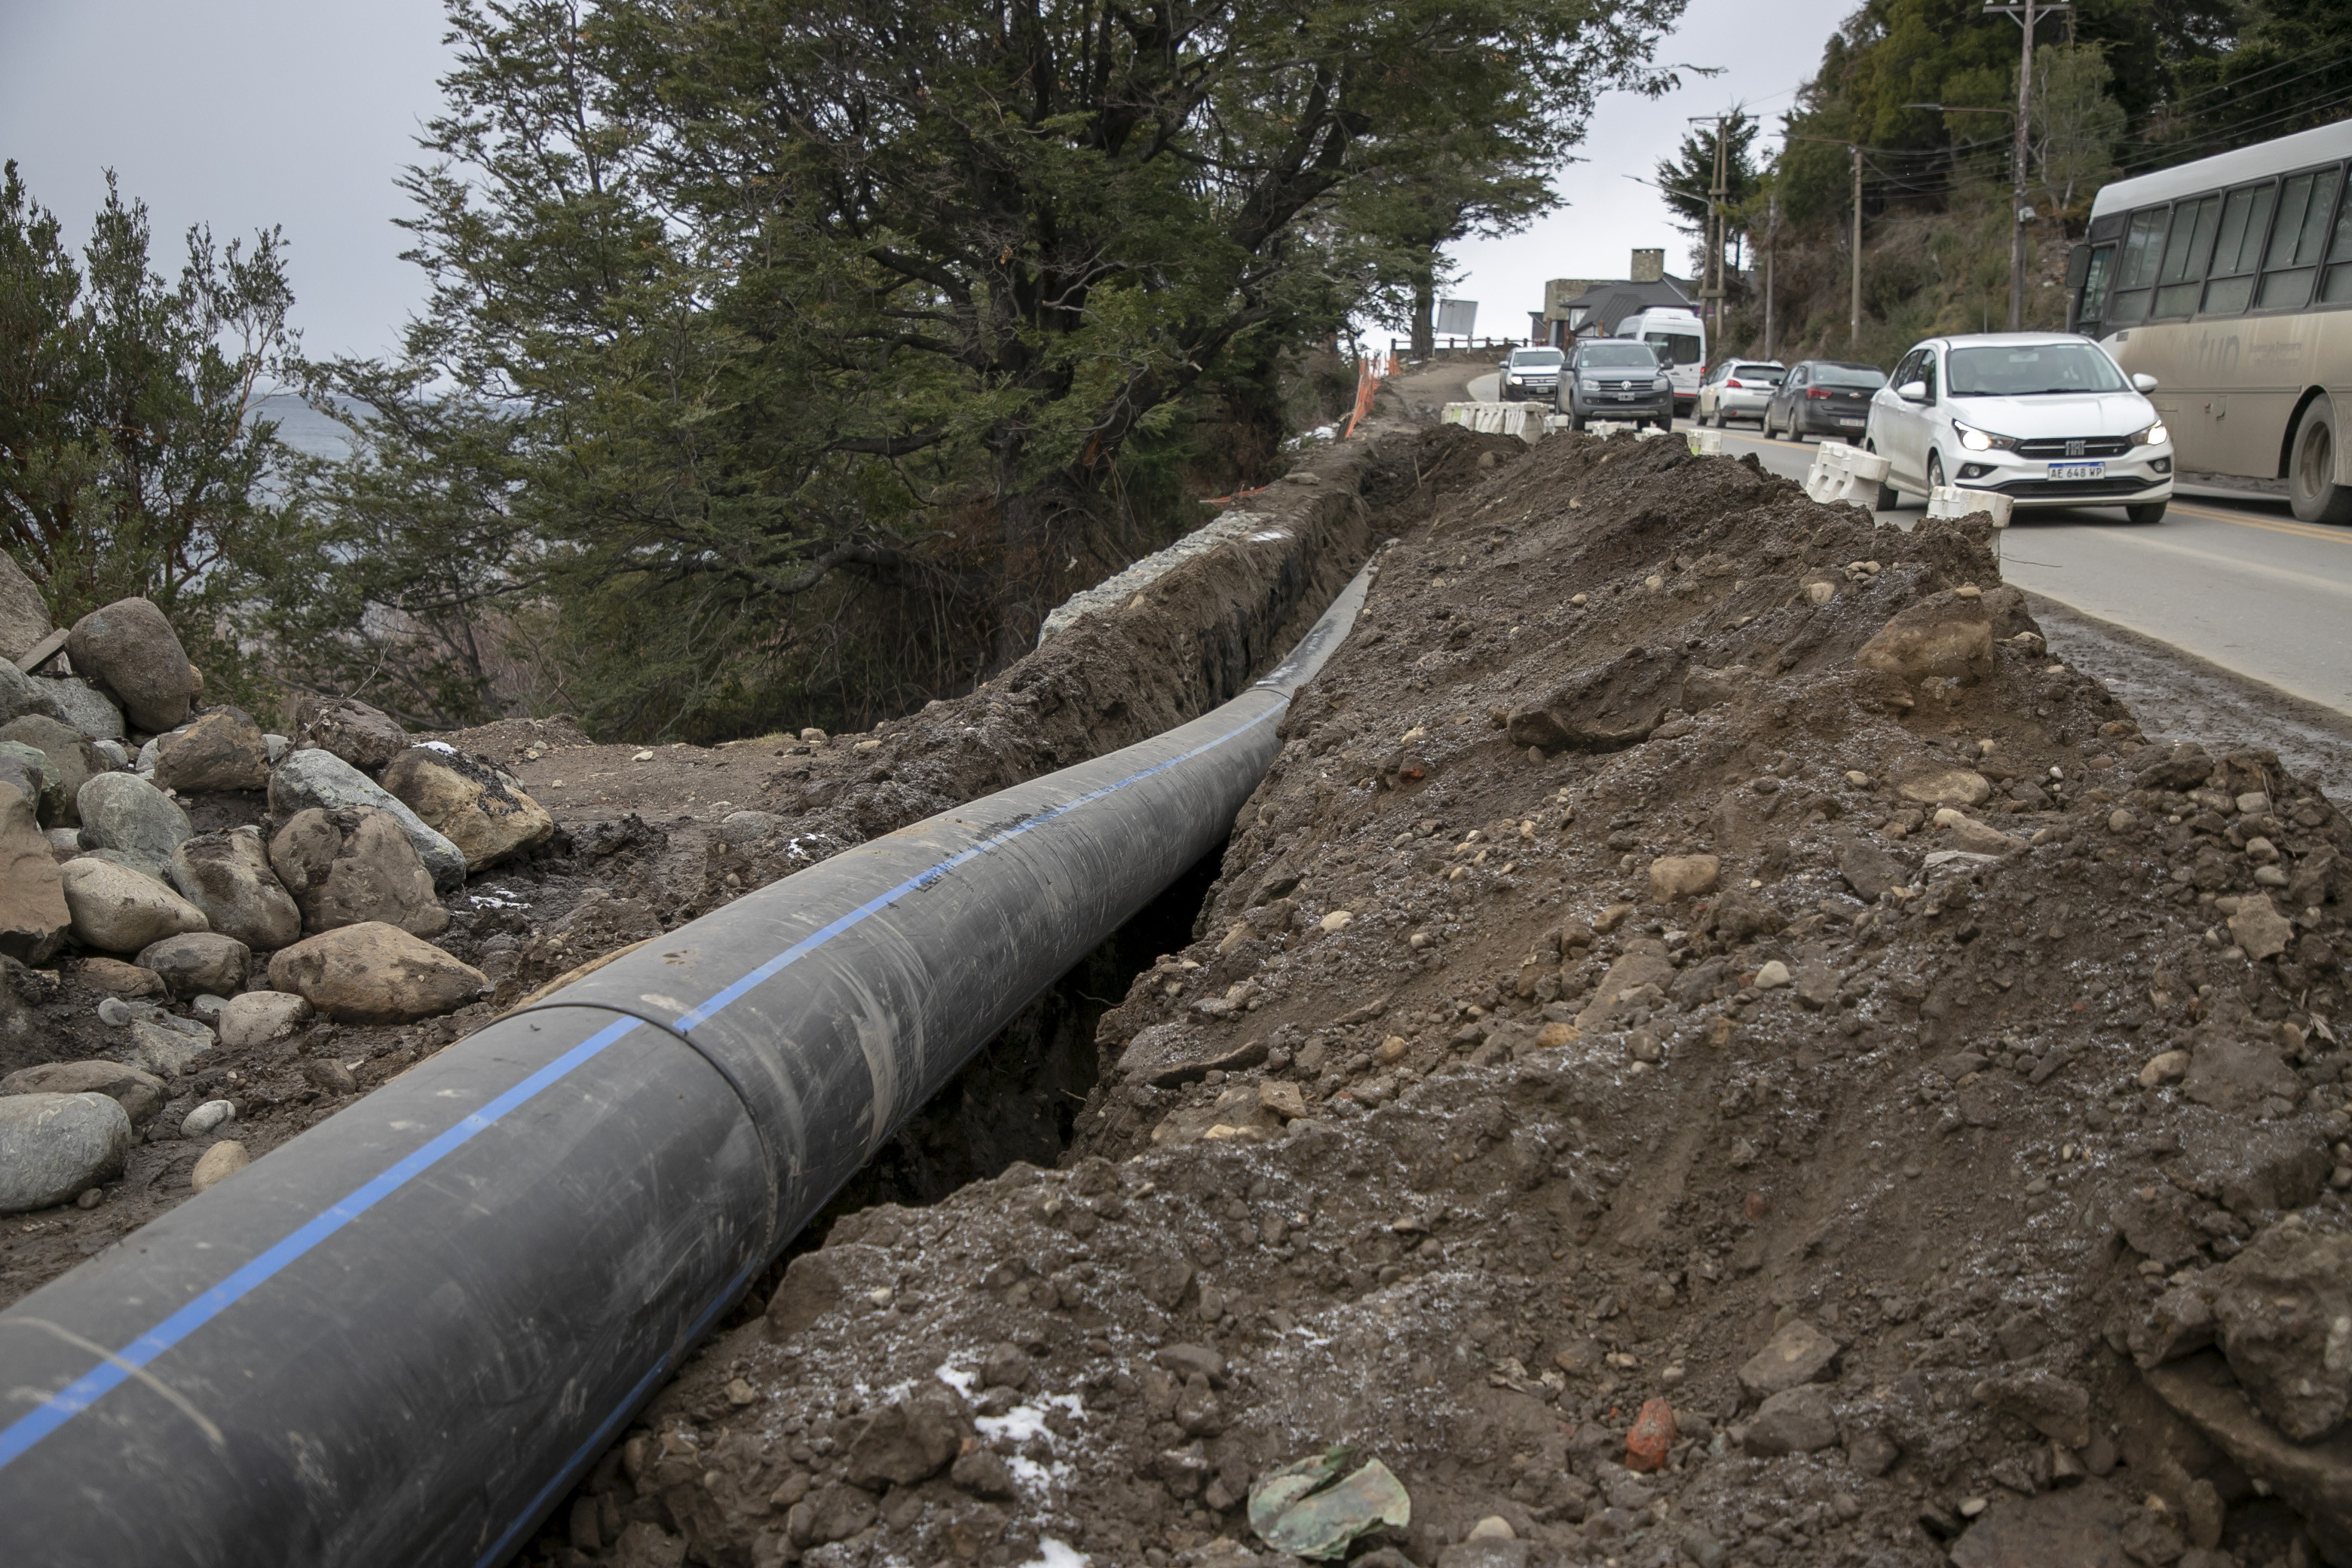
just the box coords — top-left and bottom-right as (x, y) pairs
(0, 740), (66, 824)
(0, 1061), (167, 1128)
(1949, 1478), (2133, 1568)
(1836, 835), (1910, 900)
(1932, 808), (2026, 854)
(1974, 1373), (2092, 1447)
(1573, 942), (1676, 1034)
(2137, 743), (2214, 792)
(189, 1139), (249, 1193)
(1437, 1542), (1530, 1568)
(380, 745), (555, 871)
(1737, 1319), (1839, 1397)
(217, 991), (314, 1049)
(1753, 959), (1791, 990)
(75, 771), (191, 877)
(0, 715), (106, 823)
(1646, 853), (1720, 901)
(2181, 1036), (2302, 1113)
(1505, 645), (1688, 752)
(2205, 1226), (2352, 1442)
(73, 957), (163, 997)
(1702, 887), (1784, 943)
(0, 660), (68, 727)
(1624, 1398), (1677, 1472)
(267, 922), (487, 1024)
(715, 809), (786, 846)
(151, 707), (271, 793)
(1743, 1385), (1839, 1455)
(1894, 767), (1993, 807)
(133, 932), (250, 999)
(0, 1092), (132, 1212)
(268, 807), (452, 937)
(128, 1018), (211, 1077)
(2145, 1351), (2352, 1566)
(1257, 1080), (1309, 1120)
(2138, 1049), (2190, 1089)
(168, 828), (301, 950)
(0, 782), (69, 963)
(1793, 962), (1840, 1009)
(2227, 898), (2295, 962)
(292, 694), (408, 771)
(269, 749), (465, 893)
(59, 856), (209, 952)
(982, 1340), (1031, 1389)
(31, 676), (124, 741)
(65, 598), (198, 733)
(1854, 592), (1993, 685)
(0, 552), (51, 663)
(842, 1397), (964, 1487)
(180, 1099), (234, 1138)
(2179, 1123), (2331, 1220)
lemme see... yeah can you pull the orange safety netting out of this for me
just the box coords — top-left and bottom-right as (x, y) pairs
(1341, 351), (1394, 438)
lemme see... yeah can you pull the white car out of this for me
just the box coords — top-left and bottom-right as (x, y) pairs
(1864, 333), (2174, 523)
(1499, 346), (1565, 401)
(1695, 360), (1784, 427)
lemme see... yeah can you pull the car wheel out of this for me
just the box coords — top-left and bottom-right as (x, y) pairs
(2127, 501), (2168, 524)
(1867, 443), (1900, 510)
(2289, 395), (2352, 524)
(1927, 452), (1947, 492)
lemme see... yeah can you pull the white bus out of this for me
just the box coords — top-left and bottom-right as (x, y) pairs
(2069, 118), (2352, 522)
(1618, 307), (1707, 415)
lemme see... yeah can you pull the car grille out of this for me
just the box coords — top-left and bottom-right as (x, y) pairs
(2015, 436), (2132, 458)
(1588, 379), (1652, 394)
(1989, 476), (2161, 498)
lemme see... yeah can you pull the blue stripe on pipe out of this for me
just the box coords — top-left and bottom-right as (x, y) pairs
(0, 697), (1284, 1477)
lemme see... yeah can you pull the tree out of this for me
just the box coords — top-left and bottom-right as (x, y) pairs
(336, 0), (1691, 740)
(1655, 112), (1762, 278)
(2029, 42), (2126, 220)
(0, 164), (299, 657)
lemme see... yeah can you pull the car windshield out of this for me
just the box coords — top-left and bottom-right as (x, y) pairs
(1729, 365), (1784, 382)
(1946, 343), (2125, 397)
(1511, 350), (1563, 367)
(1815, 364), (1887, 388)
(1643, 332), (1701, 366)
(1578, 344), (1658, 369)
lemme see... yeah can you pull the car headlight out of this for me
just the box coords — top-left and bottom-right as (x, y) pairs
(1652, 377), (1672, 392)
(1953, 421), (2018, 452)
(2131, 421), (2169, 446)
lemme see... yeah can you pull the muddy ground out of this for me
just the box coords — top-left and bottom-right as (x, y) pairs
(11, 355), (2347, 1568)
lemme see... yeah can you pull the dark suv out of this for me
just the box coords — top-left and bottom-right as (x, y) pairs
(1560, 340), (1672, 431)
(1762, 360), (1887, 441)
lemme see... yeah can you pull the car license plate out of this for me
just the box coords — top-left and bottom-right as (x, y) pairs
(1837, 416), (1862, 426)
(2048, 461), (2104, 479)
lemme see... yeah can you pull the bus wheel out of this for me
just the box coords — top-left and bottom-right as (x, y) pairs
(2290, 395), (2352, 524)
(2127, 501), (2167, 524)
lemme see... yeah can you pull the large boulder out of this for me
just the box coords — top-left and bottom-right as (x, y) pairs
(0, 1061), (168, 1129)
(268, 749), (464, 893)
(268, 807), (450, 937)
(293, 694), (408, 772)
(0, 741), (66, 825)
(216, 990), (313, 1049)
(29, 675), (125, 741)
(75, 771), (192, 878)
(0, 552), (51, 665)
(134, 932), (250, 1000)
(66, 599), (199, 733)
(0, 782), (69, 964)
(1505, 645), (1687, 753)
(381, 745), (554, 872)
(0, 1092), (133, 1213)
(0, 715), (106, 825)
(1854, 591), (1993, 686)
(2208, 1226), (2352, 1443)
(152, 707), (271, 793)
(267, 922), (486, 1024)
(0, 661), (69, 728)
(59, 856), (209, 953)
(168, 828), (301, 950)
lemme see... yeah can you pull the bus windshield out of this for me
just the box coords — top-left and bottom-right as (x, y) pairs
(1946, 343), (2125, 397)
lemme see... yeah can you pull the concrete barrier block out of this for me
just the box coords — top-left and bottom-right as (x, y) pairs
(1928, 485), (2014, 527)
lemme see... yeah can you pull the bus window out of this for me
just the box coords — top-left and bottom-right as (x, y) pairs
(2109, 208), (2167, 324)
(1643, 332), (1700, 366)
(2258, 166), (2341, 310)
(2203, 182), (2277, 314)
(2075, 244), (2115, 333)
(2152, 195), (2219, 317)
(2325, 168), (2352, 305)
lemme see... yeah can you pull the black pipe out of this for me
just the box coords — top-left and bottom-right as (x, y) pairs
(0, 557), (1377, 1566)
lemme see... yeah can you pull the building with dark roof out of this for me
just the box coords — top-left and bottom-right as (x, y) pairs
(1524, 249), (1697, 346)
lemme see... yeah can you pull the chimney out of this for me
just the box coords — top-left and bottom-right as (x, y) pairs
(1630, 249), (1664, 284)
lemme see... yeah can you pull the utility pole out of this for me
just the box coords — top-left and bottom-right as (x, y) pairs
(1689, 115), (1730, 332)
(1986, 1), (2072, 330)
(1851, 145), (1863, 347)
(1763, 194), (1778, 360)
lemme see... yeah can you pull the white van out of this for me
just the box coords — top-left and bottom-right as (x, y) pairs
(1617, 308), (1706, 415)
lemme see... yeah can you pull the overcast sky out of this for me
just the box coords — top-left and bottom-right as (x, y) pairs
(0, 0), (1848, 362)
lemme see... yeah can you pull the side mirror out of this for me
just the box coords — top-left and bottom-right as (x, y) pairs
(1897, 380), (1930, 403)
(2131, 372), (2158, 392)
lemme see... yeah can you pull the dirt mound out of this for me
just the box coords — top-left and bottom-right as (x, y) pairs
(539, 430), (2351, 1568)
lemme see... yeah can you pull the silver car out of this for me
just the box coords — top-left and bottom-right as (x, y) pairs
(1499, 346), (1565, 401)
(1864, 333), (2174, 522)
(1695, 360), (1784, 427)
